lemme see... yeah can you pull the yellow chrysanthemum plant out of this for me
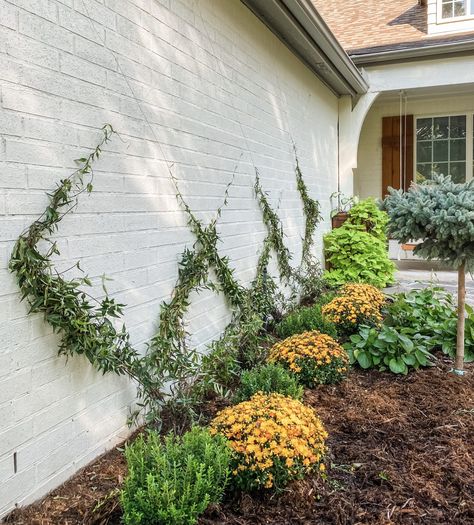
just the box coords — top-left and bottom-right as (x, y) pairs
(210, 393), (327, 492)
(322, 283), (385, 335)
(268, 330), (349, 386)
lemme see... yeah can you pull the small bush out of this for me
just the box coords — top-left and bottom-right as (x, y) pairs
(324, 198), (395, 288)
(121, 427), (231, 525)
(269, 331), (349, 386)
(386, 286), (474, 362)
(275, 302), (337, 339)
(322, 284), (385, 335)
(233, 363), (303, 403)
(324, 224), (395, 288)
(210, 393), (327, 491)
(345, 197), (389, 242)
(344, 324), (434, 374)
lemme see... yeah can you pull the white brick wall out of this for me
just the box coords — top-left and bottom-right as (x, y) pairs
(0, 0), (338, 515)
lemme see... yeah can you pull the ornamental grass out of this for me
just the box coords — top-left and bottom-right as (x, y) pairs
(210, 393), (327, 492)
(268, 330), (349, 386)
(322, 283), (385, 334)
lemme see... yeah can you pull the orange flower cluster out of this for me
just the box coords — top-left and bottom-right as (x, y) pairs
(340, 283), (385, 308)
(210, 393), (327, 491)
(268, 331), (349, 386)
(322, 283), (385, 330)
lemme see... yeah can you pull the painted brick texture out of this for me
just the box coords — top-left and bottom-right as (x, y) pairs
(0, 0), (338, 515)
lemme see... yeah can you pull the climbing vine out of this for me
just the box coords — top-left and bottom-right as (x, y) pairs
(254, 170), (293, 282)
(294, 151), (322, 265)
(10, 124), (323, 428)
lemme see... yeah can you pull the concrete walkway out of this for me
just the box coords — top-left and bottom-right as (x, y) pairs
(385, 261), (474, 306)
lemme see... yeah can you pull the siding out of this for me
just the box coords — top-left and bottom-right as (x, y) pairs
(0, 0), (338, 515)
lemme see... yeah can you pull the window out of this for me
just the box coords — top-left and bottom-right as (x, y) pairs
(416, 115), (467, 183)
(441, 0), (474, 19)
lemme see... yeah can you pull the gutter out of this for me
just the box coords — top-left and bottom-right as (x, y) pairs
(351, 39), (474, 67)
(241, 0), (368, 97)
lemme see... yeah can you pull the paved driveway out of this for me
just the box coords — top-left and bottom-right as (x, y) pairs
(385, 267), (474, 306)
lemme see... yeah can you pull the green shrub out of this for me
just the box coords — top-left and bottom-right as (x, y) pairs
(233, 363), (303, 403)
(344, 324), (434, 374)
(121, 427), (231, 525)
(346, 197), (389, 242)
(275, 301), (337, 339)
(324, 224), (395, 288)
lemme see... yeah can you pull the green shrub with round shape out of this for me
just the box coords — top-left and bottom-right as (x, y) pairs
(324, 224), (395, 288)
(121, 427), (231, 525)
(233, 363), (303, 403)
(275, 302), (337, 339)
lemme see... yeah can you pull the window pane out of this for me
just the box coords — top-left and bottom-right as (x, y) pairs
(417, 141), (432, 163)
(450, 115), (466, 138)
(442, 2), (453, 18)
(450, 139), (466, 161)
(417, 118), (432, 140)
(433, 140), (449, 162)
(433, 117), (449, 139)
(441, 3), (453, 18)
(471, 0), (474, 14)
(450, 162), (466, 183)
(432, 162), (449, 176)
(454, 1), (466, 16)
(416, 164), (432, 183)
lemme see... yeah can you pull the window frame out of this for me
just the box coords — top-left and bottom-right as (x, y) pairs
(437, 0), (474, 22)
(414, 112), (474, 184)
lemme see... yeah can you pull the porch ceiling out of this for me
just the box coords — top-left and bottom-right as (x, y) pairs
(373, 82), (474, 102)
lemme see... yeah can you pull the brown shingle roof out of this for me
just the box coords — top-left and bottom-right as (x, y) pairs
(311, 0), (474, 55)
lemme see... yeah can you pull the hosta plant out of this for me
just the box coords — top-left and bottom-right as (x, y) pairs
(344, 324), (434, 374)
(269, 331), (349, 386)
(210, 393), (327, 491)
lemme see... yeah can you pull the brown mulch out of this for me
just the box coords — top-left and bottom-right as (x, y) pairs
(5, 362), (474, 525)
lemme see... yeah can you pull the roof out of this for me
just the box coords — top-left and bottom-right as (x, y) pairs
(241, 0), (368, 96)
(311, 0), (474, 58)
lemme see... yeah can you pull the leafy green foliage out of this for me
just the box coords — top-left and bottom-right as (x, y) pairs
(323, 224), (395, 288)
(345, 197), (389, 242)
(344, 324), (433, 374)
(10, 128), (324, 430)
(233, 363), (303, 403)
(275, 301), (337, 339)
(382, 175), (474, 271)
(385, 287), (474, 362)
(8, 126), (165, 424)
(254, 170), (293, 283)
(294, 151), (322, 264)
(121, 428), (231, 525)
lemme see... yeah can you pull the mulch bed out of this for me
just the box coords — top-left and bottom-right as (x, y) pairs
(5, 361), (474, 525)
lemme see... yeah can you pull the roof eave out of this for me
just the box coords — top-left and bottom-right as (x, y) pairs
(351, 39), (474, 67)
(241, 0), (368, 97)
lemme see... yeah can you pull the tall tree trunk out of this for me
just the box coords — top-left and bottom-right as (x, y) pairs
(454, 260), (466, 374)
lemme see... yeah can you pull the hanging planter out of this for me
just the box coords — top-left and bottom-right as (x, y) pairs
(331, 211), (349, 230)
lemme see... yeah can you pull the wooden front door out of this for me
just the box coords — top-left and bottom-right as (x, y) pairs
(382, 115), (414, 198)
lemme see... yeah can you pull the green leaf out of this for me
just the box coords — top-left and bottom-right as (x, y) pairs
(389, 357), (407, 374)
(357, 351), (372, 369)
